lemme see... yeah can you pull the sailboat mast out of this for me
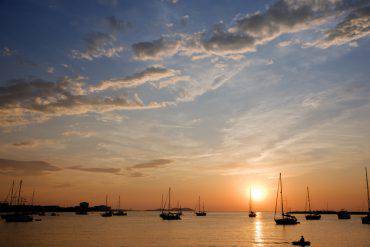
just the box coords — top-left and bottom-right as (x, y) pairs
(9, 180), (14, 206)
(118, 195), (121, 209)
(105, 195), (108, 207)
(17, 180), (23, 206)
(161, 193), (164, 211)
(365, 167), (369, 212)
(307, 186), (311, 212)
(274, 175), (280, 218)
(31, 189), (35, 206)
(249, 187), (252, 212)
(168, 187), (171, 210)
(279, 173), (284, 217)
(203, 201), (204, 212)
(198, 196), (200, 212)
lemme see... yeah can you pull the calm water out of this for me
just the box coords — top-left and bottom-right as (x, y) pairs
(0, 212), (368, 246)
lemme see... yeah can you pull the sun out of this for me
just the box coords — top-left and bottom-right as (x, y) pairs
(249, 186), (266, 202)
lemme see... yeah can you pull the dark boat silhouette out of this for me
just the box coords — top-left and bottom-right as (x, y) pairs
(274, 173), (299, 225)
(113, 196), (128, 216)
(248, 187), (256, 217)
(361, 167), (370, 224)
(337, 210), (351, 219)
(305, 187), (321, 220)
(2, 180), (33, 223)
(160, 188), (181, 220)
(101, 195), (113, 217)
(195, 196), (207, 216)
(292, 236), (310, 246)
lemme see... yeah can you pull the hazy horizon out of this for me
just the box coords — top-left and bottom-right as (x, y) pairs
(1, 0), (370, 212)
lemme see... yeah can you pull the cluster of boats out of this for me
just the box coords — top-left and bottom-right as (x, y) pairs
(1, 168), (369, 226)
(273, 168), (370, 225)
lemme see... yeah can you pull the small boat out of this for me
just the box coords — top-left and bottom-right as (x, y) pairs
(274, 173), (299, 225)
(248, 187), (256, 217)
(160, 188), (181, 220)
(337, 210), (351, 219)
(305, 187), (321, 220)
(195, 196), (207, 216)
(113, 196), (127, 216)
(75, 211), (88, 215)
(361, 167), (370, 224)
(101, 195), (113, 217)
(292, 236), (310, 246)
(50, 212), (59, 216)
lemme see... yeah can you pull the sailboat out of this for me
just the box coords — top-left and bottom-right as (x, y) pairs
(159, 188), (181, 220)
(305, 187), (321, 220)
(2, 180), (33, 222)
(113, 196), (127, 216)
(195, 196), (206, 216)
(101, 195), (113, 217)
(361, 167), (370, 224)
(274, 173), (299, 225)
(248, 187), (256, 217)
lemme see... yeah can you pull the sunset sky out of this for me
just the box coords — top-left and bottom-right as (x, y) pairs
(0, 0), (369, 211)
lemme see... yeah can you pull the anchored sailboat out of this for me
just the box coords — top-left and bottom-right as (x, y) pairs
(2, 180), (33, 222)
(248, 187), (256, 217)
(160, 188), (181, 220)
(305, 187), (321, 220)
(113, 196), (127, 216)
(274, 173), (299, 225)
(195, 196), (206, 216)
(101, 195), (113, 217)
(361, 167), (370, 224)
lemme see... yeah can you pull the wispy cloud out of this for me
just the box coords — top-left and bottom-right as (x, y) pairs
(129, 159), (173, 169)
(0, 158), (60, 176)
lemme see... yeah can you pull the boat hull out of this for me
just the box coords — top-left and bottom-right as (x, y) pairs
(113, 211), (127, 216)
(305, 214), (321, 220)
(101, 211), (113, 217)
(361, 215), (370, 224)
(160, 212), (181, 220)
(195, 212), (207, 216)
(3, 214), (33, 222)
(249, 212), (256, 217)
(292, 241), (310, 246)
(275, 218), (299, 225)
(337, 211), (351, 219)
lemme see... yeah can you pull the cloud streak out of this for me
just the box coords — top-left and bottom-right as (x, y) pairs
(0, 158), (60, 176)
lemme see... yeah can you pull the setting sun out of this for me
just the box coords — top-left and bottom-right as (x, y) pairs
(250, 186), (267, 202)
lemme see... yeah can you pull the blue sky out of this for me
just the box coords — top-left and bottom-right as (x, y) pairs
(0, 0), (369, 209)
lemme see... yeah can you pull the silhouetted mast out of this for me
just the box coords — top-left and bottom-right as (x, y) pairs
(307, 187), (311, 212)
(168, 188), (171, 210)
(249, 187), (252, 212)
(366, 167), (369, 212)
(17, 180), (23, 206)
(279, 173), (284, 217)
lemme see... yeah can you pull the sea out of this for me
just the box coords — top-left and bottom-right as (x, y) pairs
(0, 212), (368, 246)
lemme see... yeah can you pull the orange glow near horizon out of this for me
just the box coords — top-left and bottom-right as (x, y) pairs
(249, 185), (267, 202)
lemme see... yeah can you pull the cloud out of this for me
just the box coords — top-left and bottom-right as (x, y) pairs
(2, 47), (14, 56)
(97, 0), (118, 7)
(104, 16), (132, 32)
(0, 76), (169, 127)
(62, 130), (95, 138)
(312, 5), (370, 48)
(180, 15), (189, 26)
(132, 37), (181, 60)
(131, 1), (369, 59)
(129, 159), (173, 169)
(67, 165), (121, 174)
(90, 66), (178, 91)
(11, 139), (56, 149)
(0, 158), (60, 175)
(47, 67), (55, 74)
(72, 32), (124, 60)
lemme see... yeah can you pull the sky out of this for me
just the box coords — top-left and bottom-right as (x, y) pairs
(0, 0), (369, 211)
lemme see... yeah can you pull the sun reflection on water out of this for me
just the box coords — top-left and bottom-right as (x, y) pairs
(254, 217), (263, 247)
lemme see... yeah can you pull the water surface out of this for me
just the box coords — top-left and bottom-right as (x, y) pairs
(0, 212), (368, 246)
